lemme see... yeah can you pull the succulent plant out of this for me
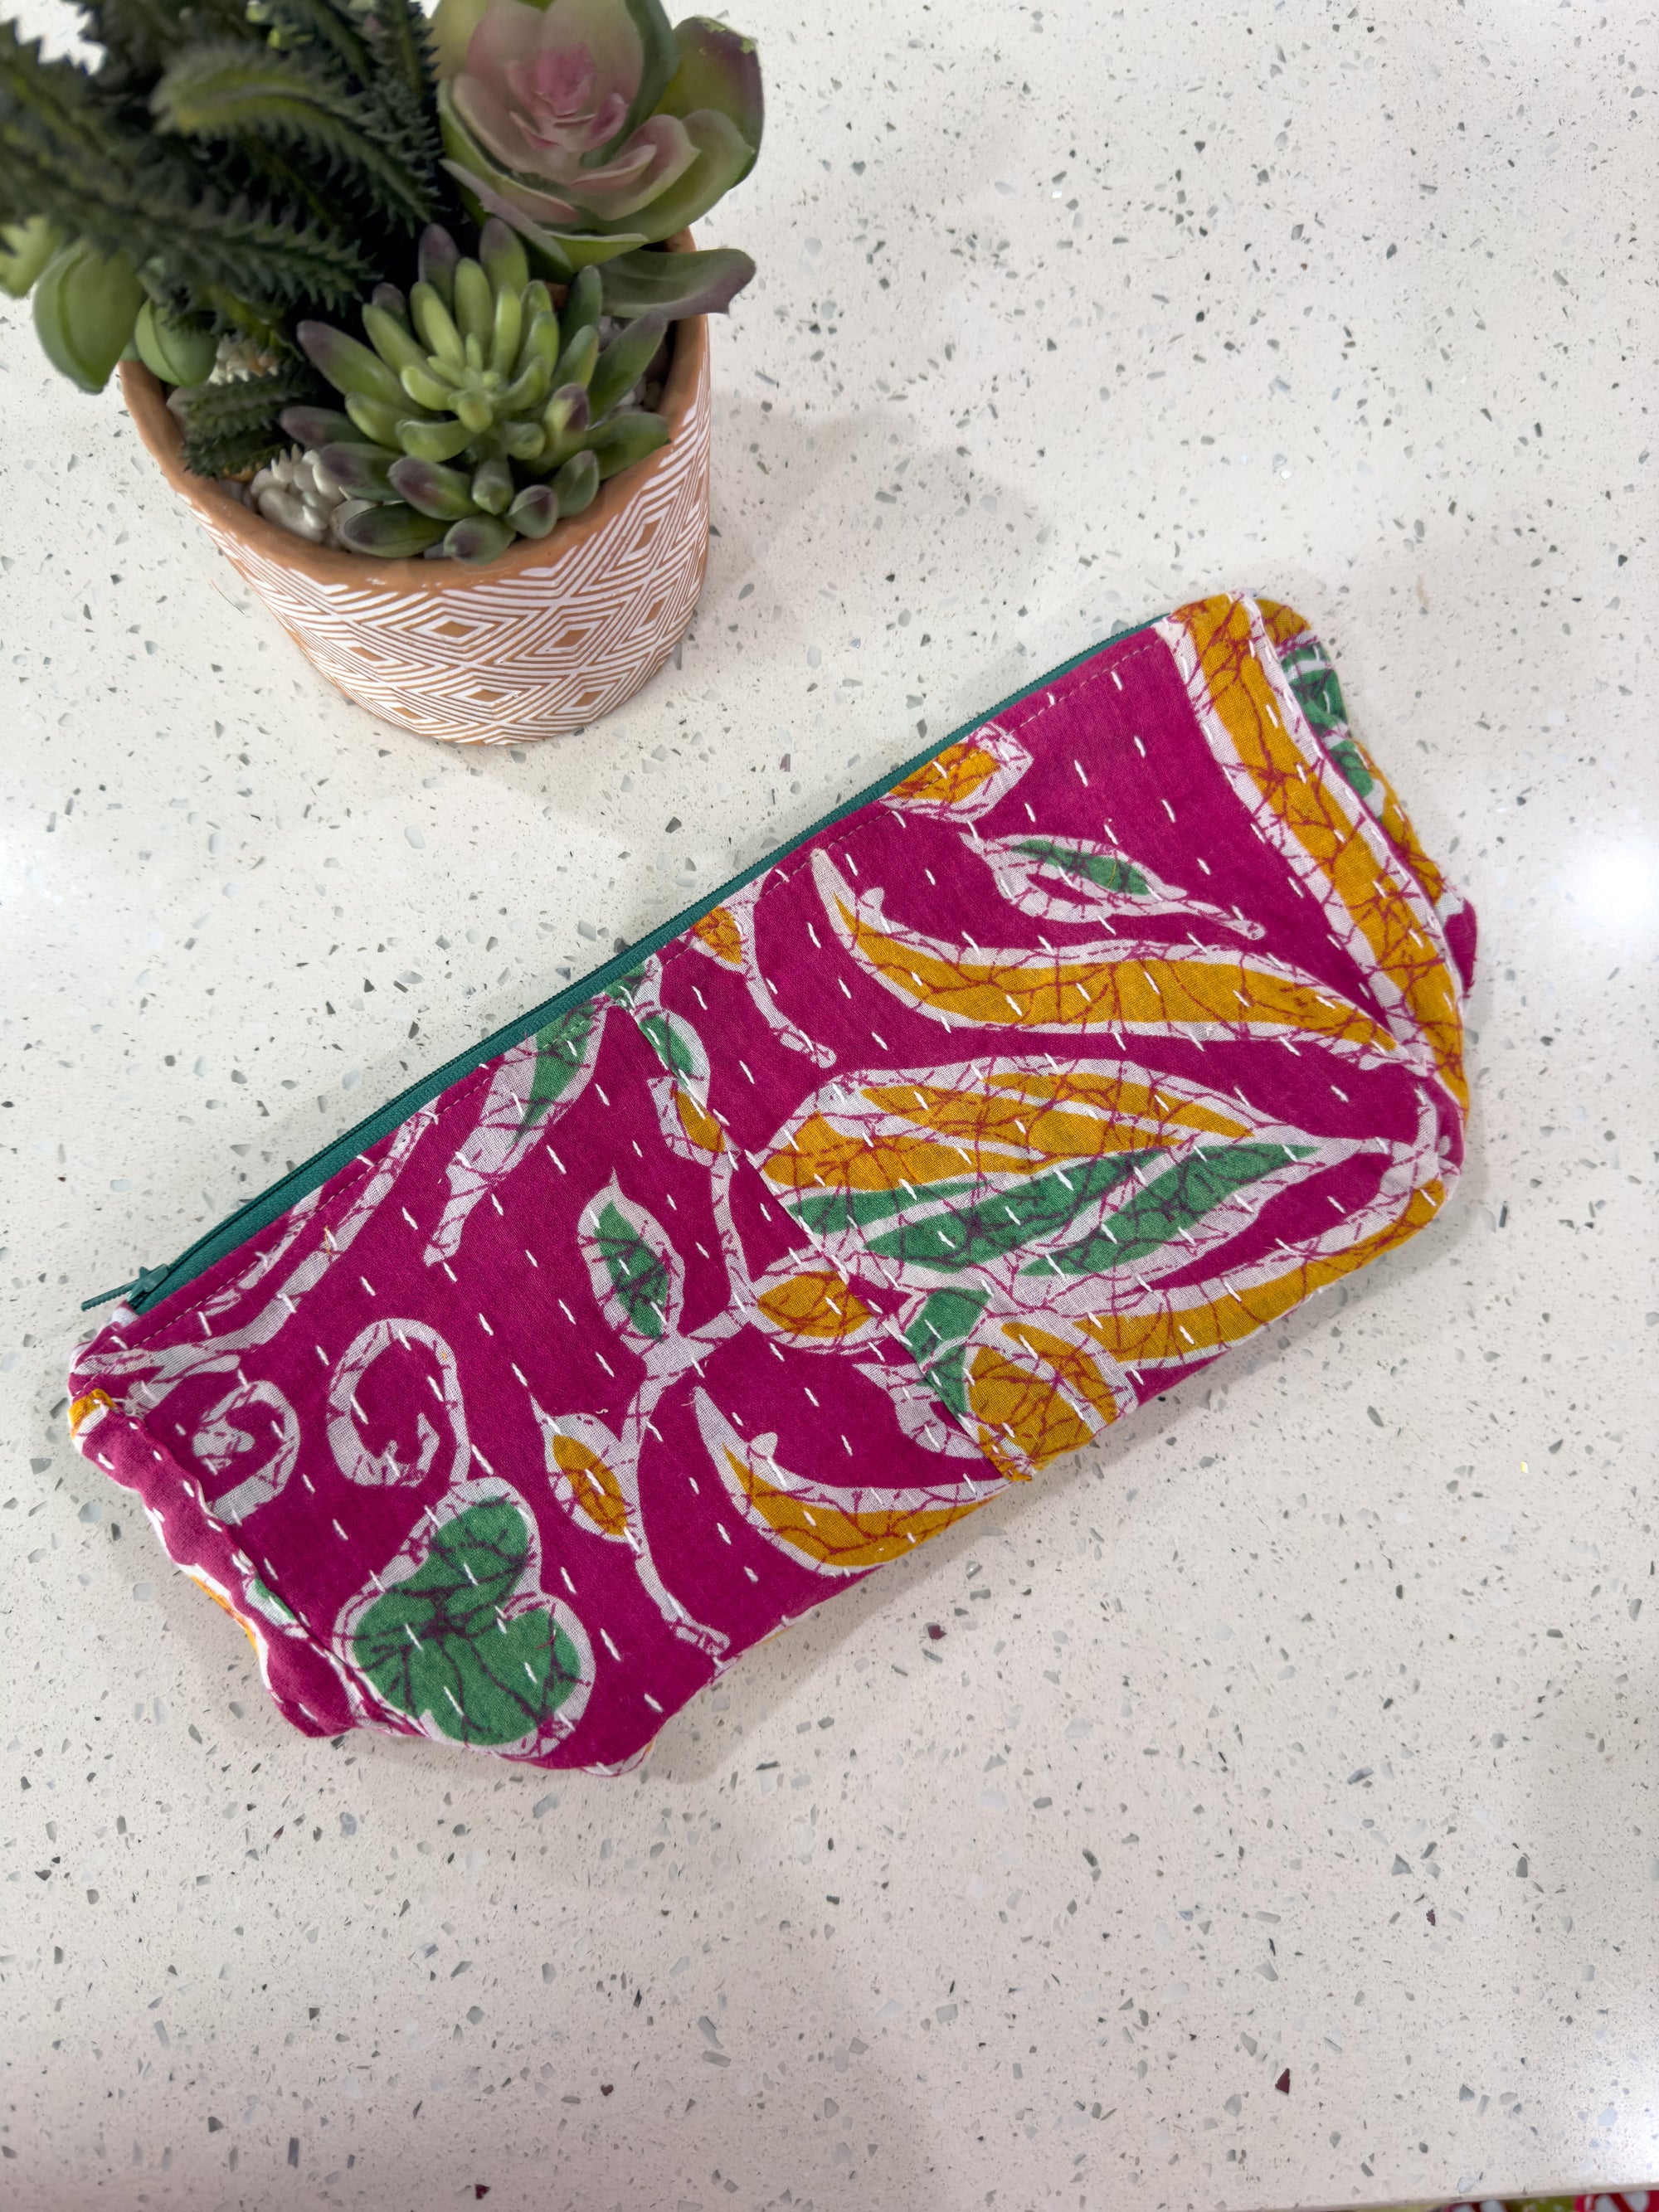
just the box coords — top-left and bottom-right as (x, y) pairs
(2, 0), (761, 484)
(285, 215), (672, 562)
(0, 0), (455, 469)
(227, 443), (369, 545)
(0, 210), (58, 294)
(431, 0), (760, 323)
(28, 235), (144, 391)
(168, 352), (323, 474)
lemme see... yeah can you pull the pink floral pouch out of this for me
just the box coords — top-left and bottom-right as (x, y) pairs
(70, 593), (1476, 1772)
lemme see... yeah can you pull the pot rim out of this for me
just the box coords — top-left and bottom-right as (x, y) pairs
(119, 231), (708, 597)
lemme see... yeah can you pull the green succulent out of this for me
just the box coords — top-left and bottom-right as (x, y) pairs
(30, 236), (144, 391)
(133, 296), (220, 386)
(286, 216), (671, 562)
(0, 211), (60, 295)
(0, 0), (455, 469)
(429, 0), (761, 323)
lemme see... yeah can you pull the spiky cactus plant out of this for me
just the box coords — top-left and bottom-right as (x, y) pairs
(285, 217), (670, 562)
(0, 0), (454, 470)
(3, 0), (762, 492)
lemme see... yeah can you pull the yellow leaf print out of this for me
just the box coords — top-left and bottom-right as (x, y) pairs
(966, 1344), (1099, 1479)
(814, 852), (1397, 1058)
(1078, 1181), (1447, 1367)
(758, 1055), (1350, 1323)
(69, 1387), (115, 1438)
(754, 1268), (877, 1344)
(1256, 596), (1312, 656)
(1345, 742), (1450, 908)
(886, 725), (1030, 819)
(998, 1323), (1123, 1425)
(549, 1436), (630, 1542)
(1169, 594), (1467, 1107)
(761, 1064), (1249, 1203)
(690, 906), (744, 966)
(865, 1066), (1250, 1157)
(694, 1390), (997, 1573)
(761, 1108), (990, 1198)
(538, 1412), (633, 1543)
(673, 1085), (725, 1155)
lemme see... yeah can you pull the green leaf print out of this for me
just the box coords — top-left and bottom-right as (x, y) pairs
(1012, 839), (1151, 897)
(903, 1287), (989, 1418)
(353, 1500), (585, 1748)
(791, 1156), (1163, 1253)
(601, 960), (648, 1009)
(637, 1009), (703, 1082)
(1028, 1142), (1312, 1277)
(593, 1201), (673, 1339)
(517, 1004), (603, 1135)
(1279, 641), (1349, 736)
(790, 1176), (976, 1239)
(1327, 737), (1377, 801)
(861, 1151), (1158, 1271)
(1281, 638), (1383, 799)
(246, 1578), (296, 1626)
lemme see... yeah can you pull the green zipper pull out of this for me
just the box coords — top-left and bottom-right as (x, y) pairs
(81, 1263), (171, 1314)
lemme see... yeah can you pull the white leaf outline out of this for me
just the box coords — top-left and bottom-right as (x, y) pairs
(979, 831), (1263, 938)
(746, 1253), (884, 1353)
(758, 1054), (1368, 1310)
(882, 722), (1032, 821)
(849, 1353), (985, 1462)
(692, 1388), (999, 1577)
(75, 1105), (437, 1407)
(423, 1004), (607, 1265)
(1068, 1091), (1455, 1374)
(533, 1401), (728, 1657)
(577, 1177), (686, 1354)
(812, 847), (1404, 1072)
(538, 1409), (633, 1544)
(684, 881), (836, 1066)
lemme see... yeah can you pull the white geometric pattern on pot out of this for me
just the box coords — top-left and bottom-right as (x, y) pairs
(120, 256), (713, 748)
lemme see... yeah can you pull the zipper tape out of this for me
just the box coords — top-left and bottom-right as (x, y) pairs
(85, 616), (1160, 1318)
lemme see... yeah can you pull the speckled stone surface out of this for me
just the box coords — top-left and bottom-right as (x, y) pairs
(2, 0), (1655, 2205)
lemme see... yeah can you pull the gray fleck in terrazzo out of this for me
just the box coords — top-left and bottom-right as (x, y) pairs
(2, 0), (1656, 2204)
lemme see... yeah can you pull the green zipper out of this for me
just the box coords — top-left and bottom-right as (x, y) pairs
(85, 615), (1162, 1318)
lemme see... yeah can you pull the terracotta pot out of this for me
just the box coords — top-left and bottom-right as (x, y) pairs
(120, 254), (711, 746)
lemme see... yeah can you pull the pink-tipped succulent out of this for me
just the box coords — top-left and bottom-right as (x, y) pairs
(431, 0), (761, 319)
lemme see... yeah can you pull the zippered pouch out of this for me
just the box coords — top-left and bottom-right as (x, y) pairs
(68, 592), (1477, 1773)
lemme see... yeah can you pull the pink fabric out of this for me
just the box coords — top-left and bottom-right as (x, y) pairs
(68, 594), (1476, 1772)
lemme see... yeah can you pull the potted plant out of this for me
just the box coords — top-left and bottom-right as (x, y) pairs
(0, 0), (762, 742)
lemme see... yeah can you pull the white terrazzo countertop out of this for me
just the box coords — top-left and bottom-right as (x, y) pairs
(2, 0), (1655, 2205)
